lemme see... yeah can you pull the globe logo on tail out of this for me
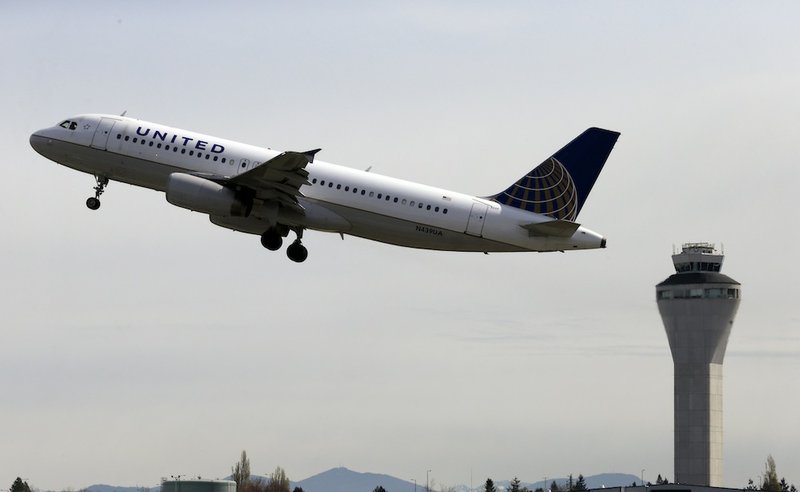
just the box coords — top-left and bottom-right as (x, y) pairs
(494, 157), (578, 220)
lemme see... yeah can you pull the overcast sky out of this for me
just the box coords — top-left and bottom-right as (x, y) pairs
(2, 2), (798, 491)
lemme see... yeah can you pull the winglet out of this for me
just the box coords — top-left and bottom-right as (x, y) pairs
(303, 148), (321, 163)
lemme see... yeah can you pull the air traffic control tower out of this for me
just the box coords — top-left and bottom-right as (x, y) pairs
(656, 243), (741, 487)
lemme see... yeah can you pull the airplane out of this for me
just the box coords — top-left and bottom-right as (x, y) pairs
(30, 114), (620, 263)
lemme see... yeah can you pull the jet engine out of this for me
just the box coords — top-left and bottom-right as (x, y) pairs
(166, 173), (251, 217)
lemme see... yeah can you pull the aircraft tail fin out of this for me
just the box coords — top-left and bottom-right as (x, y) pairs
(488, 127), (620, 220)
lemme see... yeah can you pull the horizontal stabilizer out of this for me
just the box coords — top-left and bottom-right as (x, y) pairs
(520, 219), (580, 237)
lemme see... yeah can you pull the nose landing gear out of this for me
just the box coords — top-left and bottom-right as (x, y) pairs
(86, 175), (108, 210)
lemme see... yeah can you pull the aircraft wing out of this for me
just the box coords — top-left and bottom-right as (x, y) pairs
(226, 149), (320, 213)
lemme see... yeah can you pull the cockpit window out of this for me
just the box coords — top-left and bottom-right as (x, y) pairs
(59, 120), (78, 130)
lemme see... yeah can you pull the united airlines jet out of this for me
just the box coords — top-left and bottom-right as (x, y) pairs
(30, 114), (619, 263)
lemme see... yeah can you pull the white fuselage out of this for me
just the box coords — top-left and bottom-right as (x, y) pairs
(30, 114), (606, 253)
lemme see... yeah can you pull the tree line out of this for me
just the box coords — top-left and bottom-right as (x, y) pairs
(9, 452), (797, 492)
(481, 473), (590, 492)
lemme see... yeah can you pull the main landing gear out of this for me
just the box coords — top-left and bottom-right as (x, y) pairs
(86, 175), (108, 210)
(260, 226), (308, 263)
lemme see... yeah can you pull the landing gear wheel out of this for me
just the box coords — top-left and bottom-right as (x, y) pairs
(87, 175), (108, 211)
(260, 230), (283, 251)
(286, 241), (308, 263)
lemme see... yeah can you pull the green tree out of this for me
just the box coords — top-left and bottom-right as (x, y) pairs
(510, 477), (522, 492)
(779, 478), (797, 492)
(232, 450), (251, 492)
(574, 475), (587, 491)
(292, 488), (304, 492)
(265, 467), (290, 492)
(551, 481), (560, 492)
(762, 455), (781, 492)
(484, 478), (496, 492)
(10, 478), (31, 492)
(373, 487), (386, 492)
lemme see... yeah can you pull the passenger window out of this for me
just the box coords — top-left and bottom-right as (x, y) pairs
(328, 182), (333, 188)
(369, 192), (375, 197)
(418, 203), (423, 208)
(157, 143), (162, 148)
(133, 137), (138, 143)
(377, 193), (382, 199)
(402, 199), (407, 205)
(435, 206), (439, 212)
(410, 201), (415, 206)
(345, 186), (349, 191)
(321, 180), (325, 186)
(361, 190), (365, 195)
(312, 178), (318, 184)
(125, 136), (130, 141)
(182, 149), (186, 154)
(116, 134), (121, 140)
(337, 184), (341, 190)
(426, 205), (431, 210)
(222, 157), (227, 163)
(149, 141), (154, 147)
(443, 208), (448, 214)
(394, 197), (398, 203)
(189, 150), (194, 156)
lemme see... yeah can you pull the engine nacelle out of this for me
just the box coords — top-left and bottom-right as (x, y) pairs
(166, 173), (250, 217)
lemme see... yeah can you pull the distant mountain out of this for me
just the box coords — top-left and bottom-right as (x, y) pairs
(292, 467), (417, 492)
(487, 473), (642, 492)
(83, 469), (641, 492)
(86, 485), (159, 492)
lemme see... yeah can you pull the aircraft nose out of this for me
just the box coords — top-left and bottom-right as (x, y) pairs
(29, 132), (51, 155)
